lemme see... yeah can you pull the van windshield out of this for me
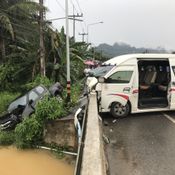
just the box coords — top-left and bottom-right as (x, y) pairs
(89, 65), (114, 77)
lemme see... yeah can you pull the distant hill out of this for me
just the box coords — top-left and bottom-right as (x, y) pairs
(95, 42), (167, 58)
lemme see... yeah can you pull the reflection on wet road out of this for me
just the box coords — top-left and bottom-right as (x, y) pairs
(102, 112), (175, 175)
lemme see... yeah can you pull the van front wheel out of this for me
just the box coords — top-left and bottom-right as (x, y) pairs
(111, 102), (130, 118)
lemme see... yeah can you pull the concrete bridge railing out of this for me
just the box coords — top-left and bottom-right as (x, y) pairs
(80, 92), (107, 175)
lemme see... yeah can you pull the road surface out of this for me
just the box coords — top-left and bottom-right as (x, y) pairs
(102, 112), (175, 175)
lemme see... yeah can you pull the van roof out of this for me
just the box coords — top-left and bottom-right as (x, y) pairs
(103, 53), (175, 65)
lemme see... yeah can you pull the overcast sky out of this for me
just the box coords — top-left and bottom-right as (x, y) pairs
(45, 0), (175, 50)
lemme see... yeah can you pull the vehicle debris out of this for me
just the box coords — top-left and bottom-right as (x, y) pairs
(103, 134), (110, 144)
(112, 119), (117, 123)
(0, 83), (63, 131)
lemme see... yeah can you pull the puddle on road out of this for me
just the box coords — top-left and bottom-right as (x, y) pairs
(0, 147), (74, 175)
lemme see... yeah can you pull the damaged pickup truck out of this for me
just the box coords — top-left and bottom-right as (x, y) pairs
(0, 83), (63, 130)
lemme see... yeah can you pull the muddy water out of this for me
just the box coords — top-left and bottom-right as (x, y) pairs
(0, 147), (74, 175)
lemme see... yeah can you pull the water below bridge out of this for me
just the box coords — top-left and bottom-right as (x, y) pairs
(0, 146), (74, 175)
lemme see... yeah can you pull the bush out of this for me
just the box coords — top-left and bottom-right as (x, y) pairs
(15, 116), (43, 149)
(36, 96), (66, 122)
(14, 96), (66, 149)
(25, 75), (53, 90)
(0, 92), (20, 114)
(0, 131), (15, 145)
(0, 82), (81, 149)
(71, 83), (81, 105)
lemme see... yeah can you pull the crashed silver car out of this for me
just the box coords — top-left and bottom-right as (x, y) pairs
(0, 83), (63, 130)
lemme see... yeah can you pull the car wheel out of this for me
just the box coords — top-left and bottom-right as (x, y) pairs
(111, 102), (130, 118)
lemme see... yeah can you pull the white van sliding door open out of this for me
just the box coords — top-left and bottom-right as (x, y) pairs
(169, 58), (175, 109)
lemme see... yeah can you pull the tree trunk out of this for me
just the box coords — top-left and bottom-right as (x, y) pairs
(39, 0), (46, 76)
(32, 64), (36, 81)
(0, 35), (5, 64)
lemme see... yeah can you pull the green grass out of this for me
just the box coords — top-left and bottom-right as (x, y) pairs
(0, 131), (15, 145)
(0, 92), (20, 114)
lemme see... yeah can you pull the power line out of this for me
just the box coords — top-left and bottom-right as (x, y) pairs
(69, 0), (79, 14)
(68, 0), (86, 40)
(74, 0), (83, 14)
(69, 1), (86, 31)
(49, 1), (83, 39)
(55, 0), (65, 12)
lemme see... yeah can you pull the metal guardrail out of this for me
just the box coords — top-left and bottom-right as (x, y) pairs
(74, 97), (89, 175)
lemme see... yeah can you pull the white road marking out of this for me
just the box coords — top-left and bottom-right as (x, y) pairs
(162, 113), (175, 124)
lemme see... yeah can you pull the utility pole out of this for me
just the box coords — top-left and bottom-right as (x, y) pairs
(70, 5), (83, 40)
(73, 5), (75, 39)
(47, 9), (83, 40)
(66, 0), (71, 101)
(39, 0), (45, 76)
(79, 30), (88, 42)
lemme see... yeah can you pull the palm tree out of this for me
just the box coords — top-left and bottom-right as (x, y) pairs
(0, 0), (14, 63)
(0, 0), (41, 64)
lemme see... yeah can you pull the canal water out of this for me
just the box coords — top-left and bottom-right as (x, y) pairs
(0, 147), (74, 175)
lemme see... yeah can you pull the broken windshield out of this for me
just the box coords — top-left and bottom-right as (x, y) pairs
(89, 65), (114, 77)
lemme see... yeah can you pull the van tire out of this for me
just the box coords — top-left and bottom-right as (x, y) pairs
(111, 102), (130, 118)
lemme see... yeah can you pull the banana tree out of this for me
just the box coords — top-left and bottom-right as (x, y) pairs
(45, 27), (90, 84)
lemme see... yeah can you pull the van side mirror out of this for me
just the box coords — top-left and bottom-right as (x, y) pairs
(98, 77), (105, 83)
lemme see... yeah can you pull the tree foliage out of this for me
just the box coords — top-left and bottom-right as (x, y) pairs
(0, 0), (101, 150)
(14, 96), (66, 149)
(0, 0), (102, 93)
(0, 0), (93, 92)
(0, 91), (19, 113)
(15, 116), (43, 148)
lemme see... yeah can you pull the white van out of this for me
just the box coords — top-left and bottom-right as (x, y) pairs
(86, 60), (118, 92)
(96, 54), (175, 117)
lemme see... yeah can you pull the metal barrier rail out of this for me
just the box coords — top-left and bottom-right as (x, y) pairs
(74, 97), (89, 175)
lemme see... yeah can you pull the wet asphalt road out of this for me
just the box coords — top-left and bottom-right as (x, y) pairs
(102, 112), (175, 175)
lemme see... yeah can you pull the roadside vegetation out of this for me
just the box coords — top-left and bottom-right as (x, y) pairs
(0, 92), (20, 114)
(0, 0), (105, 149)
(0, 76), (83, 149)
